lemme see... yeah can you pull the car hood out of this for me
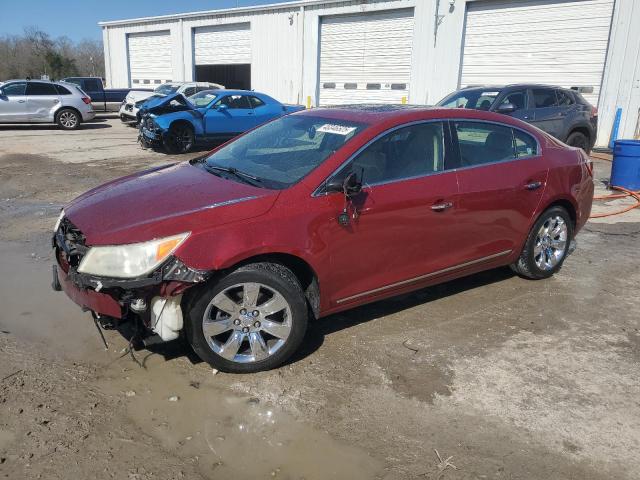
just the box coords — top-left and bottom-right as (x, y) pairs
(64, 162), (278, 245)
(140, 93), (199, 117)
(126, 89), (157, 103)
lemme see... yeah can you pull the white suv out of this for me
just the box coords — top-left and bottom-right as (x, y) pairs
(0, 80), (96, 130)
(119, 82), (224, 123)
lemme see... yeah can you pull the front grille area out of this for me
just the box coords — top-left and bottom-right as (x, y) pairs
(145, 117), (155, 130)
(125, 104), (133, 112)
(54, 218), (88, 270)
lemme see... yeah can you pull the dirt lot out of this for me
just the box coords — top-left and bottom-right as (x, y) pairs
(1, 116), (639, 480)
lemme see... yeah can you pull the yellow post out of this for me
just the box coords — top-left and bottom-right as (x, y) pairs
(307, 96), (312, 109)
(401, 96), (407, 105)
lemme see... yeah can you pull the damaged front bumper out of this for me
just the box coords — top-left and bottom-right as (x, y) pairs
(52, 219), (209, 342)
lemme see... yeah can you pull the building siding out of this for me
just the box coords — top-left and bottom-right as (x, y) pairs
(101, 0), (638, 146)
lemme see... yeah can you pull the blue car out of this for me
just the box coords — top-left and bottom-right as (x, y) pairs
(139, 89), (305, 153)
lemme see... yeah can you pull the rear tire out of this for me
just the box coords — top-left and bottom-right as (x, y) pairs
(511, 206), (573, 280)
(184, 263), (308, 373)
(566, 131), (591, 154)
(163, 123), (195, 154)
(56, 109), (80, 130)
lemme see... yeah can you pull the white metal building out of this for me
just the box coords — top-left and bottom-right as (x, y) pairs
(100, 0), (640, 147)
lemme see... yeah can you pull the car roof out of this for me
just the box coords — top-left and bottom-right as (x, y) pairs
(295, 104), (542, 131)
(1, 78), (70, 86)
(458, 83), (568, 91)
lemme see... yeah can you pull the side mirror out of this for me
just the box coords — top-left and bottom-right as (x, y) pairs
(325, 171), (362, 197)
(215, 103), (228, 112)
(496, 102), (517, 114)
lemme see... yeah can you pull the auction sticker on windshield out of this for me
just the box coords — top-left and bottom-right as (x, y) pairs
(317, 124), (357, 136)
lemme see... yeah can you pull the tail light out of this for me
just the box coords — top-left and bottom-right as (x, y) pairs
(590, 105), (598, 118)
(81, 97), (91, 105)
(580, 151), (593, 176)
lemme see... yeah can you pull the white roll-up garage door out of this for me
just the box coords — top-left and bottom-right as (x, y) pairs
(460, 0), (614, 105)
(194, 23), (251, 65)
(127, 31), (173, 87)
(319, 9), (414, 106)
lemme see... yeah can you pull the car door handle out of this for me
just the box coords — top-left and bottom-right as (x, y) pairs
(525, 181), (543, 190)
(18, 100), (26, 103)
(431, 201), (453, 212)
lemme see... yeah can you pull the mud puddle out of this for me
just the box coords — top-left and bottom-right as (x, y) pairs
(101, 354), (383, 480)
(0, 240), (383, 479)
(0, 242), (104, 359)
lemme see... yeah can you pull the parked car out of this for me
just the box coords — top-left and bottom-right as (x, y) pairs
(139, 89), (305, 153)
(0, 79), (95, 129)
(437, 85), (598, 153)
(52, 105), (594, 372)
(119, 82), (224, 123)
(61, 77), (145, 113)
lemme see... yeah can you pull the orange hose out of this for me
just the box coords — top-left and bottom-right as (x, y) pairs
(590, 185), (640, 218)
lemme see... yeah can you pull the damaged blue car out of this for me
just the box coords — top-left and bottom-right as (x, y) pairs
(139, 89), (305, 153)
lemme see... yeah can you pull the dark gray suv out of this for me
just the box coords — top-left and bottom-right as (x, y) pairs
(437, 85), (598, 153)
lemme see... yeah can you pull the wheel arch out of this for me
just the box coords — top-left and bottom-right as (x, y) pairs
(213, 252), (321, 319)
(566, 125), (593, 147)
(55, 106), (82, 123)
(538, 197), (577, 229)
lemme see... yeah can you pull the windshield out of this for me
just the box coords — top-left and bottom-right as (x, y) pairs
(202, 115), (367, 189)
(154, 84), (179, 95)
(189, 90), (219, 107)
(438, 90), (501, 110)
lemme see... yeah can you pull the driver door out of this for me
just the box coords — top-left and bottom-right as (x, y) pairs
(0, 82), (28, 122)
(322, 121), (462, 307)
(205, 94), (255, 137)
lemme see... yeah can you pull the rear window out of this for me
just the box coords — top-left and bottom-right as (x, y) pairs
(55, 84), (72, 95)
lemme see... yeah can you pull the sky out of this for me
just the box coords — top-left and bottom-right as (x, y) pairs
(0, 0), (288, 42)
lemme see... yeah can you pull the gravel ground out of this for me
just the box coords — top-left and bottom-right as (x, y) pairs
(1, 116), (639, 479)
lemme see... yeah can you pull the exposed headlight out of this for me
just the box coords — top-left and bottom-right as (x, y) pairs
(78, 233), (190, 278)
(53, 210), (65, 232)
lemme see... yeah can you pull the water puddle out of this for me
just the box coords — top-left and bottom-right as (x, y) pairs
(107, 360), (383, 479)
(0, 242), (105, 359)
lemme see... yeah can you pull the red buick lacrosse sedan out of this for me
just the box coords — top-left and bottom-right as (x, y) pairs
(53, 105), (593, 372)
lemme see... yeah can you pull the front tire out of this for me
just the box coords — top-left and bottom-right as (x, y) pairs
(184, 263), (308, 373)
(56, 109), (80, 130)
(163, 123), (195, 154)
(511, 206), (573, 280)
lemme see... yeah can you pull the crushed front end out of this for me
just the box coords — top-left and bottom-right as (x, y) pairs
(52, 216), (209, 343)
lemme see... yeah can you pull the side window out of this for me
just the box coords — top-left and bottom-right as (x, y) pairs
(514, 129), (538, 158)
(2, 82), (27, 96)
(55, 84), (72, 95)
(214, 95), (251, 109)
(26, 82), (59, 96)
(556, 90), (574, 106)
(454, 121), (514, 166)
(182, 87), (196, 97)
(532, 88), (558, 108)
(500, 90), (528, 110)
(249, 96), (266, 108)
(348, 122), (446, 185)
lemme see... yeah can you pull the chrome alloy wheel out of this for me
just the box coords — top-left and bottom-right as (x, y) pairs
(59, 111), (78, 128)
(202, 282), (292, 363)
(534, 215), (568, 270)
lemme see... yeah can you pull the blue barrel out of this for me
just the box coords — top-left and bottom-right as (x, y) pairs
(611, 140), (640, 190)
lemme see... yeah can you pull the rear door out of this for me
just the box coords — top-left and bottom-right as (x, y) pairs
(530, 88), (564, 138)
(452, 120), (548, 263)
(324, 121), (462, 306)
(205, 94), (255, 136)
(0, 82), (28, 122)
(26, 82), (61, 122)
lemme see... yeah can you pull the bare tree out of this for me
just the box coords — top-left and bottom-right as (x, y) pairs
(0, 27), (104, 81)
